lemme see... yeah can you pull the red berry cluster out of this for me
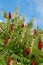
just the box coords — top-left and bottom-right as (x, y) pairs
(8, 12), (11, 19)
(34, 29), (37, 36)
(21, 24), (24, 28)
(10, 23), (13, 31)
(8, 56), (12, 65)
(5, 37), (8, 45)
(25, 47), (30, 55)
(38, 40), (42, 50)
(31, 61), (35, 65)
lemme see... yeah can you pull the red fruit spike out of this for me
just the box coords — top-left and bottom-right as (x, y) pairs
(8, 12), (11, 19)
(10, 23), (13, 31)
(8, 56), (12, 65)
(34, 29), (37, 36)
(31, 61), (35, 65)
(21, 24), (24, 28)
(38, 40), (42, 50)
(5, 37), (8, 45)
(25, 48), (30, 55)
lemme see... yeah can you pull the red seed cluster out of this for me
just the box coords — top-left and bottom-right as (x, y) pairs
(5, 37), (8, 45)
(31, 61), (35, 65)
(25, 47), (30, 55)
(38, 40), (42, 50)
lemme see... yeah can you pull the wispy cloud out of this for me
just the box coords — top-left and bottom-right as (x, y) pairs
(18, 0), (43, 29)
(32, 0), (43, 27)
(25, 0), (43, 29)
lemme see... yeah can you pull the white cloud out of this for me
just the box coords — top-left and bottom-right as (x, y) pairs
(26, 0), (43, 28)
(33, 0), (43, 19)
(0, 20), (3, 22)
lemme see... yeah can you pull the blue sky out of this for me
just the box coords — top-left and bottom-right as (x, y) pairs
(0, 0), (43, 29)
